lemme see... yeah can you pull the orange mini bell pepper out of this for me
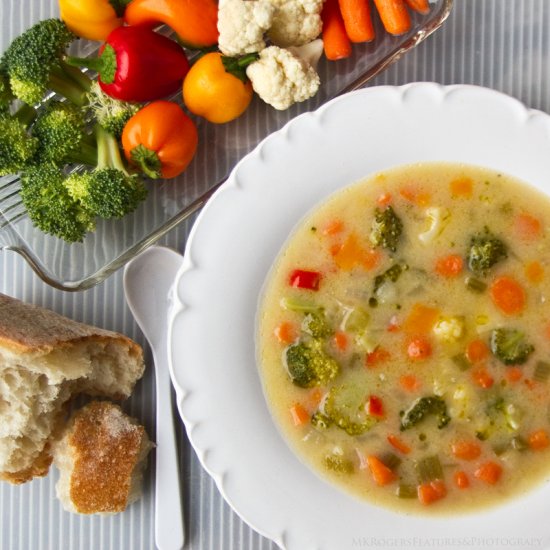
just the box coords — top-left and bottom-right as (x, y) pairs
(59, 0), (126, 41)
(124, 0), (218, 49)
(182, 52), (255, 124)
(121, 101), (198, 179)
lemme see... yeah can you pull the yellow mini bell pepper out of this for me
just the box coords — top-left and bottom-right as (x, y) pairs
(182, 52), (256, 124)
(59, 0), (125, 41)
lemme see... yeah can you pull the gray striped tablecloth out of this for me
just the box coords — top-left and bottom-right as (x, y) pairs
(2, 1), (550, 549)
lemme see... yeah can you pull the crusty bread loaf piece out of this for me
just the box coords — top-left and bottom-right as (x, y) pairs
(0, 293), (145, 484)
(54, 401), (152, 514)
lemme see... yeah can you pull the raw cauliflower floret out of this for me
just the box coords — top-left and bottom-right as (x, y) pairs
(268, 0), (324, 47)
(433, 316), (465, 343)
(218, 0), (276, 56)
(246, 44), (321, 110)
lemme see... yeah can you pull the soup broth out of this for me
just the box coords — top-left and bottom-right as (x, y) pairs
(257, 162), (550, 514)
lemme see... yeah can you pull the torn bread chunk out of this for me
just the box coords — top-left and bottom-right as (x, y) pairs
(0, 293), (145, 483)
(54, 401), (153, 514)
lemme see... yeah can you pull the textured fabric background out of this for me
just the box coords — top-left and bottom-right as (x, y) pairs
(1, 1), (550, 549)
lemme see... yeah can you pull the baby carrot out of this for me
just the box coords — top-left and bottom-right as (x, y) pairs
(366, 455), (397, 486)
(474, 461), (502, 485)
(373, 0), (411, 35)
(404, 0), (430, 14)
(338, 0), (375, 42)
(490, 276), (526, 316)
(322, 0), (353, 60)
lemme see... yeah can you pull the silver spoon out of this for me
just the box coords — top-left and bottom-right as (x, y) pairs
(123, 246), (184, 550)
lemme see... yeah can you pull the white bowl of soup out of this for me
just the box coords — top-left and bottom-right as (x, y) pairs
(169, 84), (550, 550)
(258, 161), (550, 514)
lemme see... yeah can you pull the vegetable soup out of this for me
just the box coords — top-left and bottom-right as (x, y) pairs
(257, 162), (550, 514)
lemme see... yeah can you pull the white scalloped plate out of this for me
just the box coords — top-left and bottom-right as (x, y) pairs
(168, 84), (550, 550)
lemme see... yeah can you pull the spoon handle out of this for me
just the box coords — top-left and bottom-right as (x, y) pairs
(153, 338), (184, 550)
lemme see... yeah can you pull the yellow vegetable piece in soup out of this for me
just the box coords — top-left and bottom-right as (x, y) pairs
(257, 162), (550, 514)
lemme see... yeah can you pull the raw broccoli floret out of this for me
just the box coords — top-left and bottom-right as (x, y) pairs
(324, 383), (377, 436)
(86, 81), (141, 138)
(467, 229), (508, 275)
(64, 125), (147, 219)
(19, 164), (95, 242)
(490, 328), (534, 366)
(32, 101), (96, 166)
(400, 396), (451, 431)
(1, 19), (90, 106)
(369, 206), (403, 252)
(0, 108), (38, 176)
(284, 339), (339, 388)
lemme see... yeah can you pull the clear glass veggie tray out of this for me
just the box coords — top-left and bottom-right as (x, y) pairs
(0, 0), (452, 291)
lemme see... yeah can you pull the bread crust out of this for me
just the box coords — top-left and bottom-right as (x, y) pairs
(55, 401), (152, 514)
(0, 293), (141, 358)
(0, 446), (53, 484)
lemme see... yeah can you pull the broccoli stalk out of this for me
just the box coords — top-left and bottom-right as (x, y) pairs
(65, 125), (147, 219)
(1, 19), (92, 107)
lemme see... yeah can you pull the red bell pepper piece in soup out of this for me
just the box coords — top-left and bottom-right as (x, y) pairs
(289, 269), (322, 291)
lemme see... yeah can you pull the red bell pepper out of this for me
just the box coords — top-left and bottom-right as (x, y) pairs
(65, 26), (189, 102)
(366, 395), (384, 417)
(289, 269), (321, 291)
